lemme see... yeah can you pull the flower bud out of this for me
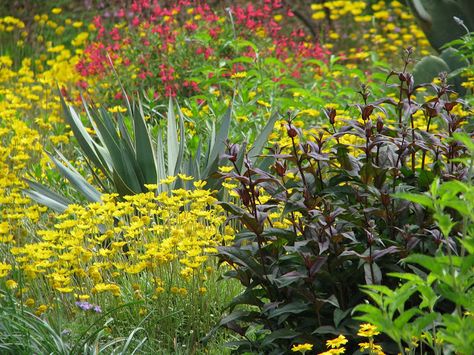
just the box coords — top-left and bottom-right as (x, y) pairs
(274, 161), (286, 177)
(376, 116), (384, 133)
(287, 125), (298, 138)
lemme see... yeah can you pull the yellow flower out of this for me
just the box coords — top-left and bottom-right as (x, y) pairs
(359, 342), (385, 355)
(0, 262), (12, 277)
(51, 8), (62, 14)
(326, 335), (348, 349)
(231, 72), (247, 79)
(312, 11), (326, 20)
(218, 166), (234, 173)
(159, 176), (177, 185)
(107, 105), (127, 113)
(318, 349), (346, 355)
(5, 279), (18, 289)
(358, 323), (380, 337)
(35, 304), (48, 316)
(25, 298), (35, 307)
(257, 100), (271, 108)
(177, 173), (193, 181)
(292, 343), (313, 353)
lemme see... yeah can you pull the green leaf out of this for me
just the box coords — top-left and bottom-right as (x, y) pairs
(453, 132), (474, 152)
(174, 103), (186, 176)
(217, 247), (264, 277)
(23, 178), (73, 208)
(248, 111), (280, 161)
(156, 127), (166, 186)
(23, 189), (70, 213)
(167, 98), (178, 178)
(393, 192), (434, 209)
(47, 150), (101, 202)
(261, 329), (300, 347)
(438, 180), (468, 197)
(134, 99), (157, 184)
(434, 211), (455, 237)
(333, 308), (352, 328)
(418, 169), (435, 189)
(411, 312), (438, 334)
(92, 109), (141, 193)
(394, 308), (421, 329)
(62, 95), (108, 175)
(204, 103), (232, 177)
(267, 301), (309, 319)
(219, 310), (254, 326)
(219, 202), (246, 216)
(403, 254), (443, 276)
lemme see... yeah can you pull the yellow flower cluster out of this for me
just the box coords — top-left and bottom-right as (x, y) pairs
(0, 15), (88, 283)
(318, 334), (348, 355)
(9, 185), (231, 304)
(311, 1), (432, 62)
(0, 16), (25, 32)
(291, 343), (313, 353)
(358, 323), (385, 355)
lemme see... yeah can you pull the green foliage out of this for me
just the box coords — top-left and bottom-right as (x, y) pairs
(25, 88), (280, 211)
(413, 55), (450, 85)
(413, 48), (470, 93)
(354, 132), (474, 354)
(408, 0), (473, 94)
(407, 0), (474, 52)
(0, 295), (147, 354)
(211, 58), (471, 353)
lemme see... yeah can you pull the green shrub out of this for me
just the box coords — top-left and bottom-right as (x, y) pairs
(355, 132), (474, 354)
(211, 54), (471, 353)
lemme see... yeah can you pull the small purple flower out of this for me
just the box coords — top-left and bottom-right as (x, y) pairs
(75, 301), (101, 313)
(75, 301), (93, 311)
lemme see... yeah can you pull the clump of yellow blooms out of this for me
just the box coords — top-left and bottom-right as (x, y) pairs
(358, 323), (385, 355)
(311, 1), (432, 62)
(0, 13), (90, 290)
(317, 334), (348, 354)
(8, 182), (231, 305)
(291, 343), (313, 353)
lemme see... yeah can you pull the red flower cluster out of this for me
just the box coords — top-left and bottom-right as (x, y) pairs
(76, 0), (329, 99)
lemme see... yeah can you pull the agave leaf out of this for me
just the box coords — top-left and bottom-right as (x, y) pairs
(118, 140), (143, 193)
(47, 150), (101, 202)
(60, 94), (104, 171)
(167, 97), (178, 178)
(203, 103), (232, 177)
(156, 127), (167, 190)
(112, 170), (136, 197)
(173, 102), (186, 176)
(24, 178), (73, 206)
(194, 140), (202, 179)
(117, 112), (135, 155)
(134, 99), (157, 184)
(92, 109), (141, 193)
(248, 111), (279, 160)
(99, 107), (121, 140)
(77, 99), (114, 175)
(207, 120), (216, 165)
(106, 52), (132, 114)
(23, 180), (72, 212)
(117, 114), (146, 189)
(235, 141), (248, 173)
